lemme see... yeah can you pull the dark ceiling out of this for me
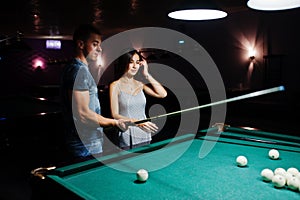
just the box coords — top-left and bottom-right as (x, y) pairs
(0, 0), (250, 38)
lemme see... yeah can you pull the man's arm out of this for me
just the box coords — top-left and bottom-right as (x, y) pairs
(72, 90), (117, 127)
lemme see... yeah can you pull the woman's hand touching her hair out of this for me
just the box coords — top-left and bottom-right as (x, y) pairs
(139, 59), (150, 79)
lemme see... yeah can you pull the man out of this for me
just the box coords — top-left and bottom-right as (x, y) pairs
(61, 24), (131, 159)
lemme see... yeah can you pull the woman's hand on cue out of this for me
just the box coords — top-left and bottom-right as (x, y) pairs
(137, 121), (158, 133)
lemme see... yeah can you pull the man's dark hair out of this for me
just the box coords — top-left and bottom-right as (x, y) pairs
(73, 23), (101, 43)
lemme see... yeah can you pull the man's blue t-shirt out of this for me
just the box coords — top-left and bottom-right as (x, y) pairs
(61, 58), (103, 158)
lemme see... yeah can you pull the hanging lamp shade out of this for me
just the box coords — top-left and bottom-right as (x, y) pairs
(167, 0), (227, 20)
(247, 0), (300, 11)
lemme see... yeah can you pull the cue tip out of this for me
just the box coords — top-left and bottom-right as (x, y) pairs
(278, 85), (285, 91)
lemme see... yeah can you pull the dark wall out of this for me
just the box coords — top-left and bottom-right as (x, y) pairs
(0, 38), (74, 97)
(1, 10), (300, 96)
(169, 9), (300, 92)
(0, 9), (299, 141)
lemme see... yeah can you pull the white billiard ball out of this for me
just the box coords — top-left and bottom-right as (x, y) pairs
(260, 168), (274, 182)
(284, 172), (293, 182)
(136, 169), (149, 182)
(287, 176), (300, 190)
(236, 155), (248, 167)
(296, 173), (300, 180)
(287, 167), (299, 176)
(274, 167), (286, 177)
(272, 174), (286, 188)
(268, 149), (279, 160)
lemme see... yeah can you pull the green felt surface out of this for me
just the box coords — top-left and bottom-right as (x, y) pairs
(48, 128), (300, 200)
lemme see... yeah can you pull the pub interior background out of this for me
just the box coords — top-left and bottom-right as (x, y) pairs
(0, 0), (299, 199)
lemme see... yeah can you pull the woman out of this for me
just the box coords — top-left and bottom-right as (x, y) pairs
(109, 50), (167, 150)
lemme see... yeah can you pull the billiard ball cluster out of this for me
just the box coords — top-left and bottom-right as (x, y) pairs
(236, 149), (300, 193)
(261, 167), (300, 191)
(259, 149), (300, 192)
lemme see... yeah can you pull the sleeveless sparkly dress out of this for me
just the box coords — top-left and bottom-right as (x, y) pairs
(118, 86), (151, 149)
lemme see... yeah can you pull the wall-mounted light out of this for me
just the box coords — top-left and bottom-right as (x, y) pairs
(248, 48), (256, 60)
(168, 0), (227, 20)
(247, 0), (300, 11)
(32, 58), (46, 71)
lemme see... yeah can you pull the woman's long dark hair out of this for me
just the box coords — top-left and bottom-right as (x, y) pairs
(114, 49), (143, 80)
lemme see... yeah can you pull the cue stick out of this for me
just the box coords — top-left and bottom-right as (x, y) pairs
(134, 85), (285, 124)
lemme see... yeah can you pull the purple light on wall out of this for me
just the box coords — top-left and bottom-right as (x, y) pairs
(46, 40), (61, 49)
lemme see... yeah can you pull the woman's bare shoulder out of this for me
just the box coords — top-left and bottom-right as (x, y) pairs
(134, 79), (143, 86)
(110, 80), (120, 87)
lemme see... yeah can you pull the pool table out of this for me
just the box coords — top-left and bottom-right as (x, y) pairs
(33, 126), (300, 200)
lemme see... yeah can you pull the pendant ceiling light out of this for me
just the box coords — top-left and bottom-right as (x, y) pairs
(247, 0), (300, 11)
(167, 0), (227, 20)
